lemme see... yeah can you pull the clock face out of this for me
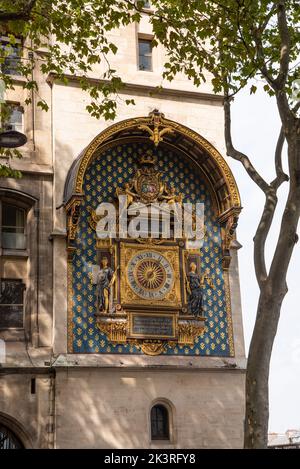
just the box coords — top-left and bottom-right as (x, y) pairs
(127, 251), (174, 300)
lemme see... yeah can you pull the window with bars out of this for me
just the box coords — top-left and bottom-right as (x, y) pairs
(0, 424), (24, 449)
(0, 279), (25, 329)
(150, 404), (170, 440)
(138, 38), (152, 71)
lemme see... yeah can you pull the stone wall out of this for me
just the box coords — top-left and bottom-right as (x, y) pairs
(54, 367), (245, 449)
(0, 372), (53, 448)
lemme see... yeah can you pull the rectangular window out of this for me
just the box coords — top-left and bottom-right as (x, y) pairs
(0, 279), (25, 328)
(138, 38), (152, 71)
(136, 0), (151, 9)
(2, 104), (24, 133)
(1, 41), (22, 76)
(1, 203), (26, 250)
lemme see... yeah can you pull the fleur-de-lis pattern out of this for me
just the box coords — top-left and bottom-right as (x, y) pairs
(71, 142), (232, 356)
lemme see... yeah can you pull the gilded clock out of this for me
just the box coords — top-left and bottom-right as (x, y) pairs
(127, 251), (174, 300)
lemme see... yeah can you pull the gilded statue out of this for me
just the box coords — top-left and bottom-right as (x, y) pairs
(116, 182), (137, 207)
(161, 186), (183, 205)
(186, 262), (215, 316)
(96, 257), (117, 314)
(186, 262), (203, 317)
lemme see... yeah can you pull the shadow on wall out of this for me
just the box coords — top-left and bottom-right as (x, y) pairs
(0, 178), (53, 350)
(50, 137), (245, 449)
(0, 409), (33, 448)
(54, 367), (245, 449)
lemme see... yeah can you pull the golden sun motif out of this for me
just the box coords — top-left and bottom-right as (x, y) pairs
(135, 259), (166, 291)
(126, 250), (175, 300)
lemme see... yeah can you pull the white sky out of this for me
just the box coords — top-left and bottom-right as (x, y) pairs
(231, 84), (300, 433)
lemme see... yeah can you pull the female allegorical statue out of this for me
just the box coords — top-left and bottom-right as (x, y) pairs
(96, 257), (116, 314)
(186, 262), (203, 317)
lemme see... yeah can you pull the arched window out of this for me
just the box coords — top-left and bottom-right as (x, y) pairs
(0, 424), (24, 449)
(151, 404), (170, 440)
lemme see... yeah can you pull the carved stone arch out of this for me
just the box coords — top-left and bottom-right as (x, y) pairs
(0, 411), (33, 448)
(63, 111), (242, 265)
(0, 187), (38, 209)
(63, 112), (241, 212)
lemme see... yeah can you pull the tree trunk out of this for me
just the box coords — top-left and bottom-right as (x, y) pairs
(244, 132), (300, 448)
(244, 288), (286, 448)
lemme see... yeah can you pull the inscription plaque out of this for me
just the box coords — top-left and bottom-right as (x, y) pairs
(129, 313), (176, 339)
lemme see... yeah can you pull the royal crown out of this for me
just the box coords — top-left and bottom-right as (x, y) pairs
(139, 150), (156, 165)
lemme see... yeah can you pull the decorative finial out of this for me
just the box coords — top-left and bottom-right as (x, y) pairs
(138, 109), (175, 147)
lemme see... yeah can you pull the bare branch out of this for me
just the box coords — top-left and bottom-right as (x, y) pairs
(225, 95), (290, 287)
(224, 90), (290, 288)
(254, 124), (289, 286)
(224, 96), (270, 193)
(253, 189), (278, 287)
(271, 126), (289, 190)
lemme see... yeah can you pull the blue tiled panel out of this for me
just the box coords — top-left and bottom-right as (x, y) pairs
(71, 142), (230, 356)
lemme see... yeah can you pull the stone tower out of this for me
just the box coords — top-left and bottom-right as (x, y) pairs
(0, 5), (245, 449)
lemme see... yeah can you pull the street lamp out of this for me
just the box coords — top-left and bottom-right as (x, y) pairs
(0, 130), (27, 148)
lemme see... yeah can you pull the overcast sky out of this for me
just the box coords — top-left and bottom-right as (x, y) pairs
(231, 84), (300, 433)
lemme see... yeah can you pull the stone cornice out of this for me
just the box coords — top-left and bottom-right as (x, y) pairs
(46, 72), (224, 104)
(10, 162), (53, 176)
(51, 354), (246, 371)
(0, 355), (246, 371)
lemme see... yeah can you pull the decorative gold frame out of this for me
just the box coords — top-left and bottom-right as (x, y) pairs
(73, 115), (241, 209)
(66, 113), (240, 356)
(120, 242), (182, 308)
(128, 311), (177, 340)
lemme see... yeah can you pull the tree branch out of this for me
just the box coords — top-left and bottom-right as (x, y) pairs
(0, 0), (36, 22)
(224, 96), (270, 193)
(258, 4), (277, 34)
(292, 100), (300, 118)
(224, 92), (290, 288)
(253, 189), (278, 287)
(253, 32), (276, 88)
(254, 123), (289, 286)
(249, 1), (293, 127)
(271, 125), (289, 190)
(275, 0), (290, 88)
